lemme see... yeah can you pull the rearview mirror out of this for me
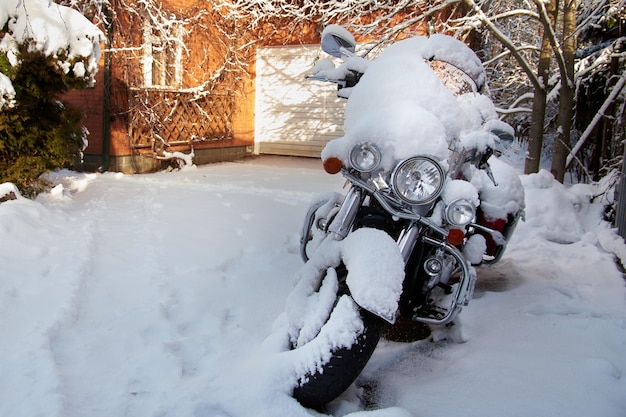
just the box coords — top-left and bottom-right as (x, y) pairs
(321, 25), (356, 58)
(485, 120), (515, 143)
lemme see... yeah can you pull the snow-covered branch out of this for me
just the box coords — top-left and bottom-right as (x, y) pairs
(496, 91), (535, 115)
(566, 70), (626, 168)
(483, 45), (540, 66)
(490, 9), (540, 20)
(221, 0), (456, 49)
(461, 0), (543, 91)
(156, 149), (195, 170)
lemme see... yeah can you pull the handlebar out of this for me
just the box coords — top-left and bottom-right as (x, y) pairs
(305, 70), (363, 92)
(304, 74), (349, 88)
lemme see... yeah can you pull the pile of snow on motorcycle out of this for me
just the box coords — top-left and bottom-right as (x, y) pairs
(270, 25), (525, 409)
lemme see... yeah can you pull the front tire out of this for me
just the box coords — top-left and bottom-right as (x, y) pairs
(293, 305), (384, 409)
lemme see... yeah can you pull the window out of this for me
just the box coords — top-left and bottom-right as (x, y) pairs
(142, 21), (184, 88)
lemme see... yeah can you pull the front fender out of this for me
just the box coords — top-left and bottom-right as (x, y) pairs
(341, 228), (405, 323)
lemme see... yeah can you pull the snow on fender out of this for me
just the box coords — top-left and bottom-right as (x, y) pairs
(341, 228), (405, 323)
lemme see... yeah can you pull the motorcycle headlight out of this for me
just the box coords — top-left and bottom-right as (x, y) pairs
(445, 198), (476, 226)
(349, 142), (381, 172)
(392, 156), (444, 204)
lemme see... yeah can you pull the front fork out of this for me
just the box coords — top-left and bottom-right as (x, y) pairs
(327, 188), (363, 240)
(300, 188), (363, 262)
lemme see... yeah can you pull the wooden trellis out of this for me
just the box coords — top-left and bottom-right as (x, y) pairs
(128, 89), (234, 154)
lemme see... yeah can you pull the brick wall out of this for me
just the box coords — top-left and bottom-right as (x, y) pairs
(62, 57), (105, 169)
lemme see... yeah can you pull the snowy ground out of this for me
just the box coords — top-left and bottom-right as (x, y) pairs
(1, 155), (625, 417)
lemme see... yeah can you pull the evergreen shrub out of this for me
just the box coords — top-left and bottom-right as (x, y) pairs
(0, 41), (88, 197)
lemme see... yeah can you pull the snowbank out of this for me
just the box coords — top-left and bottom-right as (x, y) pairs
(0, 158), (625, 417)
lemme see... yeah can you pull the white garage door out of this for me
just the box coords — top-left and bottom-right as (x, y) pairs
(255, 45), (346, 157)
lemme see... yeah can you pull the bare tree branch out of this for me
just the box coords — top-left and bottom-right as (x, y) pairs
(461, 0), (543, 91)
(566, 70), (626, 168)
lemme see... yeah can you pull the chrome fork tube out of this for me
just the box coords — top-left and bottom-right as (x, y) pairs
(396, 223), (421, 263)
(328, 187), (363, 240)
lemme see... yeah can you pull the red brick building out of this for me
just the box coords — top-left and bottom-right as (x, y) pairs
(64, 1), (439, 173)
(64, 0), (268, 173)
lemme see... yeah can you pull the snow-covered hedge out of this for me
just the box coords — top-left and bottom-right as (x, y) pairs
(0, 0), (104, 110)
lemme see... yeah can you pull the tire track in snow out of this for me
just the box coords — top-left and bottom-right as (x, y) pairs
(35, 162), (346, 417)
(47, 180), (185, 417)
(0, 197), (95, 417)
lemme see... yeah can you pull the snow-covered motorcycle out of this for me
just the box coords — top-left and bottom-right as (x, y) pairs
(284, 25), (525, 409)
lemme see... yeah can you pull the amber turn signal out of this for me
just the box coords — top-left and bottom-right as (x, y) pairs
(446, 228), (465, 246)
(323, 157), (343, 174)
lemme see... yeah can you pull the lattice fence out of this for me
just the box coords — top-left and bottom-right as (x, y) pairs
(128, 89), (234, 153)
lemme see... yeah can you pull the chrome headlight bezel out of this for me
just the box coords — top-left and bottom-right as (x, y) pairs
(392, 156), (445, 205)
(349, 142), (382, 173)
(445, 198), (476, 227)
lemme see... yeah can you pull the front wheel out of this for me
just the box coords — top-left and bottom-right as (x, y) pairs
(292, 301), (384, 409)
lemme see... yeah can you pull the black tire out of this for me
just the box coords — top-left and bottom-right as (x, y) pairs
(293, 306), (384, 409)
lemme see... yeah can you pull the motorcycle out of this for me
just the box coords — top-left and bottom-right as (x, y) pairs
(284, 25), (525, 409)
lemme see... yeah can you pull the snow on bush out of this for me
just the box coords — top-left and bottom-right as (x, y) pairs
(0, 0), (104, 106)
(0, 182), (21, 200)
(0, 73), (15, 109)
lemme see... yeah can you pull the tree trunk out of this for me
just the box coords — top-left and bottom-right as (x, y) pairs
(525, 0), (559, 174)
(551, 0), (577, 183)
